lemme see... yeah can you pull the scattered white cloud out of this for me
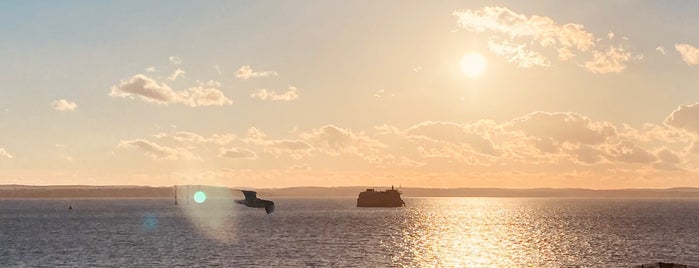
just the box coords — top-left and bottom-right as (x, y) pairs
(213, 65), (222, 75)
(107, 102), (699, 187)
(487, 38), (551, 68)
(109, 74), (232, 107)
(168, 56), (183, 65)
(656, 46), (666, 55)
(168, 68), (185, 81)
(110, 74), (177, 104)
(235, 65), (277, 79)
(178, 84), (233, 107)
(453, 6), (635, 73)
(584, 45), (631, 74)
(145, 66), (157, 72)
(250, 86), (299, 101)
(172, 132), (208, 144)
(374, 89), (385, 98)
(675, 43), (699, 66)
(218, 147), (257, 159)
(50, 99), (78, 111)
(0, 147), (12, 159)
(118, 139), (198, 160)
(412, 66), (422, 72)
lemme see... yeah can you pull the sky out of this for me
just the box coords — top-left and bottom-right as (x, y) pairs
(2, 1), (699, 189)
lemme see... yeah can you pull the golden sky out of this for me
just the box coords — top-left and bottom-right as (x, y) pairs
(2, 1), (699, 189)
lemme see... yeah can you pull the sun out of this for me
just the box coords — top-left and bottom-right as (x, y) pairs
(460, 53), (487, 78)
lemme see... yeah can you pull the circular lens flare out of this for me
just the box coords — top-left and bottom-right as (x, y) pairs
(460, 53), (487, 78)
(193, 191), (207, 203)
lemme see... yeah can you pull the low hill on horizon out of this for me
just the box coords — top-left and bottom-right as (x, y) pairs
(4, 185), (699, 198)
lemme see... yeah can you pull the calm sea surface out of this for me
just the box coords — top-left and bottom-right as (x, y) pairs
(2, 197), (699, 267)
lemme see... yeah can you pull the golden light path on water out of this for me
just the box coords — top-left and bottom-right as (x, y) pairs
(395, 198), (553, 266)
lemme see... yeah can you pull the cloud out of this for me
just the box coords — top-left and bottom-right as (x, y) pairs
(603, 141), (657, 164)
(235, 65), (277, 79)
(487, 39), (551, 68)
(218, 147), (257, 159)
(288, 164), (311, 171)
(0, 147), (12, 159)
(656, 46), (666, 55)
(374, 89), (385, 98)
(110, 74), (177, 104)
(675, 43), (699, 66)
(405, 121), (500, 156)
(168, 68), (185, 81)
(453, 6), (635, 73)
(657, 148), (681, 164)
(169, 56), (183, 65)
(267, 139), (313, 151)
(584, 46), (631, 74)
(300, 125), (385, 157)
(250, 86), (299, 101)
(110, 75), (232, 107)
(506, 112), (616, 145)
(178, 85), (233, 107)
(145, 66), (157, 72)
(118, 139), (198, 160)
(50, 99), (78, 111)
(664, 102), (699, 133)
(172, 131), (208, 144)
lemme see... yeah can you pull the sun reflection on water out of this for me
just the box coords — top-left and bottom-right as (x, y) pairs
(396, 198), (546, 267)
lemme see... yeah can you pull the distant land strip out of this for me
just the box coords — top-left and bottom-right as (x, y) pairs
(4, 185), (699, 198)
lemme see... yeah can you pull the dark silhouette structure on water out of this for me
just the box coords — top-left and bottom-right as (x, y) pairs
(357, 186), (405, 207)
(235, 190), (275, 214)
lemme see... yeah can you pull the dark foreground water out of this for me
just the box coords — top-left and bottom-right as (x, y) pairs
(2, 197), (699, 267)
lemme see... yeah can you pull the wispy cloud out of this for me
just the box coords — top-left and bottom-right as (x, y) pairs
(178, 81), (233, 107)
(675, 43), (699, 66)
(487, 38), (550, 68)
(117, 139), (199, 160)
(168, 68), (185, 81)
(250, 86), (299, 101)
(0, 147), (12, 159)
(110, 74), (232, 107)
(584, 46), (631, 74)
(235, 65), (277, 79)
(218, 147), (257, 159)
(50, 99), (78, 111)
(656, 46), (667, 55)
(168, 56), (183, 65)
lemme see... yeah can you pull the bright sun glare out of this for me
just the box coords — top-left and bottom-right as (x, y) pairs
(460, 53), (487, 78)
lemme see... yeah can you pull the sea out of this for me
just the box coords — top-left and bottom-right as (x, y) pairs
(2, 197), (699, 267)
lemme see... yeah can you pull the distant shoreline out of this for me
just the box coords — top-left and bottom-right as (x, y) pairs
(4, 185), (699, 198)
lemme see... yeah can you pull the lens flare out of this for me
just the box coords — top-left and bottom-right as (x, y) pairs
(193, 191), (207, 203)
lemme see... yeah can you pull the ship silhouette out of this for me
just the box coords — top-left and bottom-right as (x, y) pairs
(357, 186), (405, 207)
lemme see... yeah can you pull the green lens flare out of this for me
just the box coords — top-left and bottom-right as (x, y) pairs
(193, 191), (207, 203)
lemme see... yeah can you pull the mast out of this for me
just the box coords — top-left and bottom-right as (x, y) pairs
(174, 185), (178, 206)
